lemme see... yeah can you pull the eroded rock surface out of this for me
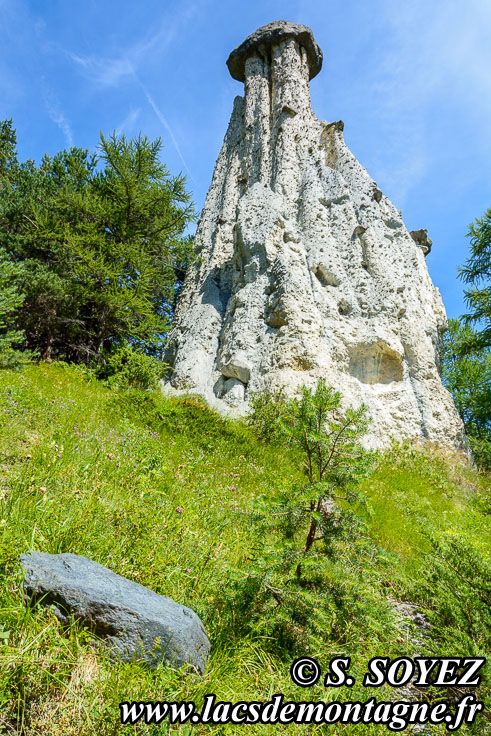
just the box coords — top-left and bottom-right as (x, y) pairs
(163, 20), (465, 449)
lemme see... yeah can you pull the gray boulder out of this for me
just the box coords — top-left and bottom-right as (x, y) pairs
(20, 552), (210, 673)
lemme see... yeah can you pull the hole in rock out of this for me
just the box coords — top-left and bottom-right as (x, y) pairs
(338, 299), (351, 315)
(348, 342), (403, 384)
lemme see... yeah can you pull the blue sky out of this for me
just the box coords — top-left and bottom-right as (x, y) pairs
(2, 0), (490, 319)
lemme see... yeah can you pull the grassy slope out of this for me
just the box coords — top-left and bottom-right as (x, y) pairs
(0, 364), (489, 735)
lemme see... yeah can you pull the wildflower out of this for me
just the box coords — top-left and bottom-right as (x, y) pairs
(186, 568), (191, 573)
(39, 487), (47, 494)
(231, 485), (236, 491)
(176, 506), (183, 514)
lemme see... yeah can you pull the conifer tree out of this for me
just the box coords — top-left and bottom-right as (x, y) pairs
(0, 122), (195, 364)
(0, 250), (26, 367)
(459, 207), (491, 351)
(229, 380), (373, 650)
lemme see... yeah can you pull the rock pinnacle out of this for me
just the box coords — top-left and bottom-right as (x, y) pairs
(163, 22), (465, 450)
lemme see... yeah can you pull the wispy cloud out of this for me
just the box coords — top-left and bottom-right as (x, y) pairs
(68, 52), (135, 88)
(361, 0), (491, 203)
(68, 1), (197, 88)
(70, 52), (192, 178)
(115, 107), (141, 137)
(78, 50), (193, 178)
(139, 82), (194, 181)
(64, 3), (198, 177)
(375, 0), (491, 108)
(41, 81), (73, 147)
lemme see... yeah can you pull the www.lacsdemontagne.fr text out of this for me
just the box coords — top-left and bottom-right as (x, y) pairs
(120, 693), (484, 731)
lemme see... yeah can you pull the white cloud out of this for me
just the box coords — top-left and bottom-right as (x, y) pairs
(115, 107), (141, 137)
(361, 0), (491, 202)
(69, 52), (135, 88)
(65, 3), (198, 175)
(71, 40), (193, 178)
(139, 83), (194, 181)
(42, 82), (73, 147)
(68, 1), (197, 88)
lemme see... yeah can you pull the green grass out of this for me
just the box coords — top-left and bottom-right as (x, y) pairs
(0, 363), (489, 734)
(359, 443), (489, 580)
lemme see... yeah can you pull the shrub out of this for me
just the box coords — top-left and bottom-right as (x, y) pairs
(247, 386), (289, 442)
(423, 532), (490, 652)
(99, 344), (166, 390)
(469, 436), (491, 471)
